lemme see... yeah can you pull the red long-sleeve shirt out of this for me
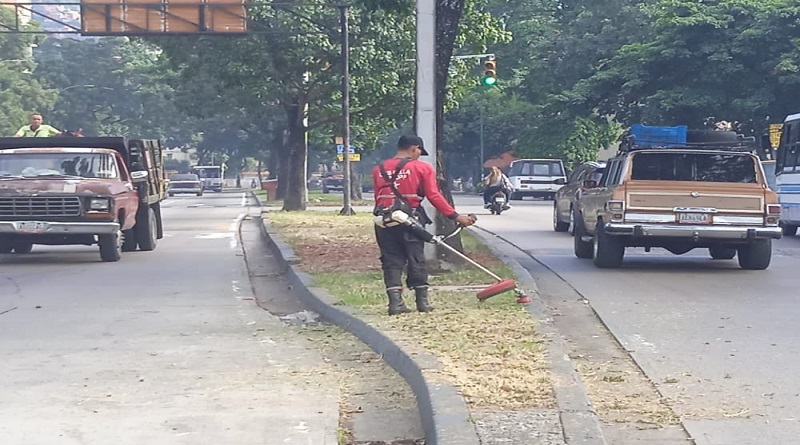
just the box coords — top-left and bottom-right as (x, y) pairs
(372, 157), (459, 219)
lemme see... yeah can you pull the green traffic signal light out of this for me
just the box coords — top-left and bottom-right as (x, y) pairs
(482, 56), (497, 87)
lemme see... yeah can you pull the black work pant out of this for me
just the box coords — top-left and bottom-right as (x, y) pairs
(374, 224), (428, 290)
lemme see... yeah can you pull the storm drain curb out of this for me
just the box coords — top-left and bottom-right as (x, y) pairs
(259, 213), (480, 445)
(469, 226), (608, 445)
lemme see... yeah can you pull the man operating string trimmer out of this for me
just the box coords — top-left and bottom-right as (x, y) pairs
(372, 135), (477, 316)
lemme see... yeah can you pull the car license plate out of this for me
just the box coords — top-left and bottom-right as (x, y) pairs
(15, 221), (49, 233)
(678, 213), (710, 224)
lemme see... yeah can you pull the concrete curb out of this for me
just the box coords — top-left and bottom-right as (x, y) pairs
(258, 212), (480, 445)
(468, 226), (608, 445)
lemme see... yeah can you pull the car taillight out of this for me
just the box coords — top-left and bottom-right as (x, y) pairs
(608, 200), (625, 222)
(766, 204), (781, 225)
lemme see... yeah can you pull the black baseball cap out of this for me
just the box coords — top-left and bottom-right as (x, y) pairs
(398, 135), (428, 155)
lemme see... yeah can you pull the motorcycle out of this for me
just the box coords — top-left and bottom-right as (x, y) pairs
(488, 190), (510, 215)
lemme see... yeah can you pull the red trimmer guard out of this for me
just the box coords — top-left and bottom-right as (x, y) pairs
(476, 279), (517, 301)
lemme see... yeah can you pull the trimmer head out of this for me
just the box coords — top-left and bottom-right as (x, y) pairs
(476, 279), (518, 301)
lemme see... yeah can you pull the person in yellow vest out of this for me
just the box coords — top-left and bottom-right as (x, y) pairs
(14, 113), (62, 137)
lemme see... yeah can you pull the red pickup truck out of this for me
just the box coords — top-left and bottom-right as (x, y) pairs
(0, 137), (167, 262)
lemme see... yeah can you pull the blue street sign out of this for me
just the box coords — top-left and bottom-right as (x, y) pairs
(336, 144), (356, 154)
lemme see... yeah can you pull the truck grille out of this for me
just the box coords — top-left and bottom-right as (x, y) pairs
(0, 196), (82, 217)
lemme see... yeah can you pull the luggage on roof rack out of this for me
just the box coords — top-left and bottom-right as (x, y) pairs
(618, 125), (757, 154)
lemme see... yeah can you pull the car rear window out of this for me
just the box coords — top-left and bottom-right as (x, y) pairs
(509, 161), (564, 177)
(171, 174), (198, 181)
(631, 152), (757, 183)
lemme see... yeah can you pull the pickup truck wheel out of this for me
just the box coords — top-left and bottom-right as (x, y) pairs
(0, 244), (12, 254)
(121, 229), (137, 252)
(737, 240), (772, 270)
(135, 207), (158, 252)
(98, 231), (122, 262)
(12, 243), (33, 254)
(553, 203), (569, 232)
(573, 211), (594, 259)
(593, 222), (624, 268)
(709, 246), (736, 260)
(781, 222), (797, 236)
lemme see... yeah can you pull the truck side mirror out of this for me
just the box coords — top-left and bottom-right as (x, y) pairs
(582, 179), (598, 189)
(554, 178), (566, 185)
(131, 170), (149, 182)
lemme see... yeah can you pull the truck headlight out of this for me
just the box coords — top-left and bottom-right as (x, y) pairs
(89, 198), (111, 211)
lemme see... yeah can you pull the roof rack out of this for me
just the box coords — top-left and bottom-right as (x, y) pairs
(617, 126), (757, 154)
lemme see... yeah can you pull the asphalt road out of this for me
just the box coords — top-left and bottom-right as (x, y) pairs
(0, 191), (340, 444)
(454, 194), (800, 445)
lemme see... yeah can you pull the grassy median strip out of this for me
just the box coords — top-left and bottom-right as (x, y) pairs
(266, 210), (555, 410)
(255, 190), (370, 207)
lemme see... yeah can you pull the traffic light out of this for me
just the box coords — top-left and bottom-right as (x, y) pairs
(481, 55), (497, 86)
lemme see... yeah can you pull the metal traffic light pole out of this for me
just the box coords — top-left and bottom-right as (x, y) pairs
(338, 4), (354, 216)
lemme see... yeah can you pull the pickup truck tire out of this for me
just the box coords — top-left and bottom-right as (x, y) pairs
(573, 211), (594, 259)
(737, 240), (772, 270)
(709, 246), (736, 260)
(781, 223), (798, 236)
(12, 243), (33, 254)
(135, 206), (158, 252)
(593, 221), (624, 268)
(0, 244), (12, 254)
(98, 231), (122, 262)
(553, 203), (569, 232)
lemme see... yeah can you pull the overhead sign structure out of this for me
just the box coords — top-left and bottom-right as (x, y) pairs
(79, 0), (247, 35)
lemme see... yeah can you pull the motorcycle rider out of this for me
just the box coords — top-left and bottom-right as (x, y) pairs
(482, 166), (512, 209)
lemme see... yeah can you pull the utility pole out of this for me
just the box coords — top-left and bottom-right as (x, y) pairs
(480, 106), (485, 179)
(417, 0), (437, 261)
(339, 4), (354, 216)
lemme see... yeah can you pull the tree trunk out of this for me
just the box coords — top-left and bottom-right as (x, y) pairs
(282, 100), (308, 211)
(434, 0), (467, 261)
(350, 163), (362, 200)
(275, 129), (289, 200)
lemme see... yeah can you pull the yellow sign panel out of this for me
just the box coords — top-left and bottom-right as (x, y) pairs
(769, 124), (783, 149)
(336, 154), (361, 162)
(80, 0), (247, 35)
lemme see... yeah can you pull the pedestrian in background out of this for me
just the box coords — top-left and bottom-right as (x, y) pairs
(14, 113), (62, 137)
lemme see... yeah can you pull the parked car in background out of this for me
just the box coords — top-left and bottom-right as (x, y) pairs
(507, 158), (567, 200)
(168, 173), (203, 197)
(322, 174), (344, 194)
(553, 161), (606, 233)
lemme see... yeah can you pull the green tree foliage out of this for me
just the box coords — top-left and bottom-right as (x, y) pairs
(33, 37), (199, 144)
(0, 8), (57, 136)
(574, 0), (800, 134)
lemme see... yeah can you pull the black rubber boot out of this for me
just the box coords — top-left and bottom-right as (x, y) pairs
(415, 287), (433, 312)
(387, 289), (411, 316)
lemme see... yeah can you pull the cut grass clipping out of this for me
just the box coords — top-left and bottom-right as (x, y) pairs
(266, 210), (553, 410)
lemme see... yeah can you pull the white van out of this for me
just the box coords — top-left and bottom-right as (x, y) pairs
(507, 158), (566, 200)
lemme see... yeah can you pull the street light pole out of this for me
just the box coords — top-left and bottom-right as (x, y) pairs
(338, 4), (354, 216)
